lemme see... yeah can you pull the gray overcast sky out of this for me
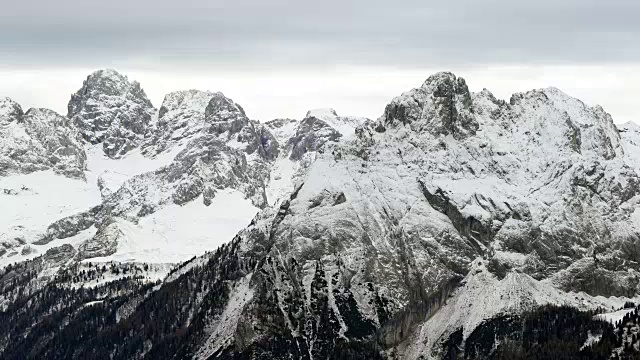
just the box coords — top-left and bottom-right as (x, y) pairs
(0, 0), (638, 123)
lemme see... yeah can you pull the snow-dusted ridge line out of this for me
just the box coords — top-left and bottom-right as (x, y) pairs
(0, 71), (367, 267)
(1, 70), (640, 359)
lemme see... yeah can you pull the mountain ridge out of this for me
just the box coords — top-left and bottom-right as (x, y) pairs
(0, 69), (639, 359)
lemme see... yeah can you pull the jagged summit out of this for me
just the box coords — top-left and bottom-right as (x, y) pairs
(0, 97), (23, 123)
(70, 69), (136, 99)
(157, 89), (218, 119)
(305, 107), (365, 138)
(382, 71), (478, 139)
(21, 108), (87, 175)
(143, 89), (268, 158)
(305, 107), (339, 120)
(0, 98), (86, 179)
(68, 69), (155, 158)
(378, 72), (625, 163)
(420, 71), (460, 92)
(287, 112), (342, 160)
(204, 91), (249, 132)
(143, 89), (220, 155)
(506, 85), (623, 159)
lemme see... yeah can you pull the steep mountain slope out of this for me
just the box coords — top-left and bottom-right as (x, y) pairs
(0, 71), (639, 359)
(194, 73), (640, 358)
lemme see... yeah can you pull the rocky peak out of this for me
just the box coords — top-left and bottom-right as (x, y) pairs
(383, 71), (478, 139)
(305, 107), (339, 120)
(143, 90), (278, 160)
(157, 89), (216, 120)
(201, 92), (278, 161)
(305, 108), (365, 139)
(287, 111), (343, 160)
(23, 108), (87, 177)
(508, 86), (624, 160)
(0, 97), (23, 124)
(75, 90), (280, 255)
(73, 69), (129, 98)
(0, 105), (86, 178)
(204, 92), (248, 134)
(68, 69), (155, 158)
(143, 90), (218, 155)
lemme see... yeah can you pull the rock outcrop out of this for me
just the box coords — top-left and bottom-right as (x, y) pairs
(68, 69), (155, 158)
(383, 72), (478, 139)
(0, 98), (86, 178)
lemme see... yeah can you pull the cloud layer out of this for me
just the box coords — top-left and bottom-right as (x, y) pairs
(2, 0), (639, 68)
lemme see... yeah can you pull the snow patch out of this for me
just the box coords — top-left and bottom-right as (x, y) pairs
(595, 308), (635, 324)
(0, 171), (101, 249)
(89, 190), (258, 263)
(86, 144), (183, 196)
(305, 108), (365, 139)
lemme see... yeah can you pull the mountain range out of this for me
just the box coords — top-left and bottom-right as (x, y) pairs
(1, 69), (640, 359)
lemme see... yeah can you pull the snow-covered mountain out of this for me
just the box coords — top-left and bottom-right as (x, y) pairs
(69, 69), (156, 158)
(0, 69), (360, 268)
(0, 70), (639, 359)
(0, 98), (86, 179)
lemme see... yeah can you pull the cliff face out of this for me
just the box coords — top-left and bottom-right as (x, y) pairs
(68, 69), (155, 158)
